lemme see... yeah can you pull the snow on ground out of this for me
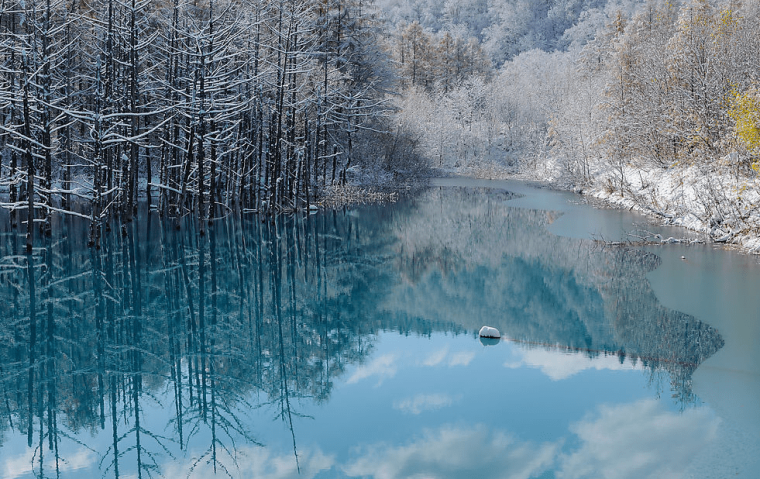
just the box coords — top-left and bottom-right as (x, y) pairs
(447, 155), (760, 255)
(583, 159), (760, 254)
(5, 154), (760, 255)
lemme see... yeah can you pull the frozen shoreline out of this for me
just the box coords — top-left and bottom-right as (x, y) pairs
(583, 165), (760, 254)
(453, 161), (760, 256)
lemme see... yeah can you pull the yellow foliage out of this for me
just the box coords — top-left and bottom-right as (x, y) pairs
(728, 86), (760, 158)
(712, 9), (741, 39)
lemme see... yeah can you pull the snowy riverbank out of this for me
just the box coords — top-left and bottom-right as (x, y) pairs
(583, 162), (760, 254)
(452, 159), (760, 255)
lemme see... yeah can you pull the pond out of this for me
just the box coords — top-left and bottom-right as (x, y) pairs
(0, 178), (758, 478)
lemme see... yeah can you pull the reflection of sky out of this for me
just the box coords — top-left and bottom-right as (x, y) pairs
(161, 446), (335, 479)
(0, 332), (743, 479)
(558, 400), (719, 479)
(154, 400), (718, 479)
(343, 424), (558, 479)
(290, 332), (735, 479)
(347, 353), (399, 386)
(422, 346), (476, 367)
(504, 344), (643, 381)
(177, 332), (724, 478)
(394, 393), (460, 414)
(3, 448), (95, 479)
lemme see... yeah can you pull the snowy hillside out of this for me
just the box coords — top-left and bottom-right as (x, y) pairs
(377, 0), (760, 253)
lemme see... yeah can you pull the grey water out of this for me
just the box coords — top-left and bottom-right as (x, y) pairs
(0, 179), (758, 478)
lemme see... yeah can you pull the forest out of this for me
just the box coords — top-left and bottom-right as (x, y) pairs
(382, 0), (760, 169)
(1, 0), (760, 250)
(382, 0), (760, 250)
(0, 0), (401, 251)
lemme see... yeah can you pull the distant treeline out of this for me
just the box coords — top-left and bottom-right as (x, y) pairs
(0, 0), (395, 249)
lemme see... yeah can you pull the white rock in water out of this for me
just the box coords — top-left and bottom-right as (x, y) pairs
(479, 326), (500, 339)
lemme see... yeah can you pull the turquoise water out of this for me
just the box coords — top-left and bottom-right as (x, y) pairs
(0, 180), (757, 478)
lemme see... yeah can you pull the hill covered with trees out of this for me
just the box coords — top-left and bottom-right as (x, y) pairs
(379, 0), (760, 252)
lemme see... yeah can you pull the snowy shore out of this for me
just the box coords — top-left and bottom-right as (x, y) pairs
(584, 163), (760, 254)
(457, 160), (760, 255)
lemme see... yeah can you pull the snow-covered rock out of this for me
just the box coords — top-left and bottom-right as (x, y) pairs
(479, 326), (501, 339)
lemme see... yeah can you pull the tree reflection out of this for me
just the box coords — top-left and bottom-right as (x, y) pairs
(385, 187), (724, 406)
(0, 187), (725, 476)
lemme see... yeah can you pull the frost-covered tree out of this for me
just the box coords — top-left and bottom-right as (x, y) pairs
(0, 0), (395, 243)
(596, 0), (760, 170)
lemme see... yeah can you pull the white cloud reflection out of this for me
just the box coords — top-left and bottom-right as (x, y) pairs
(343, 400), (720, 479)
(423, 347), (476, 367)
(162, 446), (335, 479)
(2, 448), (95, 479)
(423, 347), (450, 366)
(504, 347), (641, 380)
(448, 351), (476, 366)
(394, 393), (459, 415)
(346, 353), (399, 386)
(1, 399), (721, 479)
(558, 400), (720, 479)
(343, 424), (558, 479)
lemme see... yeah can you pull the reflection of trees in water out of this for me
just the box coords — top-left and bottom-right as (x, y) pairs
(0, 209), (397, 476)
(0, 186), (726, 475)
(387, 187), (724, 406)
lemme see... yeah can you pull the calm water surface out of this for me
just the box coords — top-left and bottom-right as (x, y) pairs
(0, 179), (758, 478)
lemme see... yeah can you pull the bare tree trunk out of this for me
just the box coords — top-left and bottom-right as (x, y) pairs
(23, 72), (35, 253)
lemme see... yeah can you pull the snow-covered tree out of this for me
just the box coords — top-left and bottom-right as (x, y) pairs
(0, 0), (394, 242)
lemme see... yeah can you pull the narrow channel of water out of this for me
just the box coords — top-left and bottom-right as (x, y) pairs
(0, 179), (757, 478)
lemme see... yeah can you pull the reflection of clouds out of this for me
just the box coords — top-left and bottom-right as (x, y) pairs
(162, 400), (719, 479)
(394, 393), (459, 415)
(343, 425), (557, 479)
(163, 446), (334, 479)
(347, 354), (398, 385)
(558, 400), (720, 479)
(423, 347), (449, 366)
(1, 399), (722, 479)
(449, 351), (475, 366)
(346, 344), (475, 387)
(504, 347), (641, 380)
(3, 448), (95, 479)
(423, 347), (475, 367)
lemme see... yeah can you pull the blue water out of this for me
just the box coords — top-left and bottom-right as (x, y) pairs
(0, 180), (757, 478)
